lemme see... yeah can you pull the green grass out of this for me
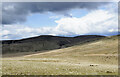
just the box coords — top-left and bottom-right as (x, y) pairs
(2, 36), (118, 75)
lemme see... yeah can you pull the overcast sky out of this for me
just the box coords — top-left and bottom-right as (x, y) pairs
(1, 2), (118, 40)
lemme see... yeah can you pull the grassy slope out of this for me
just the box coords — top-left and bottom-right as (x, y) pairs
(2, 36), (118, 75)
(2, 35), (104, 54)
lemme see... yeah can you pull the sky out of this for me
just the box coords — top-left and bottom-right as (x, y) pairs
(1, 2), (118, 40)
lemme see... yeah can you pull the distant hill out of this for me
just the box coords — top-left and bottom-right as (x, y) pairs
(2, 35), (105, 54)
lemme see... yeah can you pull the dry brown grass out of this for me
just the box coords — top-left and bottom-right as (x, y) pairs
(2, 36), (118, 75)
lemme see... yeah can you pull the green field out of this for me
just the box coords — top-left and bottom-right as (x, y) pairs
(2, 36), (118, 75)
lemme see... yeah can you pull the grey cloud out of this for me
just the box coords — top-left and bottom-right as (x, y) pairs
(2, 2), (109, 24)
(64, 13), (72, 18)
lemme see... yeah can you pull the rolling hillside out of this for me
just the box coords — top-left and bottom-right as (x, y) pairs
(2, 35), (118, 75)
(2, 35), (105, 54)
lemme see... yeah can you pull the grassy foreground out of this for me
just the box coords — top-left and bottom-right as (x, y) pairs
(2, 36), (118, 75)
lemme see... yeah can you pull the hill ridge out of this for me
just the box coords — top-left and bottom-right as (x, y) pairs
(2, 35), (105, 54)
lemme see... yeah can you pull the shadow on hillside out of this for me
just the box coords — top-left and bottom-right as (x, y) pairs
(2, 35), (106, 57)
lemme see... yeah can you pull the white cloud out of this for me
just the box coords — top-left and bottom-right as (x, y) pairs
(1, 9), (118, 40)
(55, 10), (118, 35)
